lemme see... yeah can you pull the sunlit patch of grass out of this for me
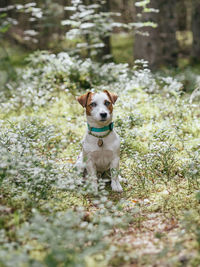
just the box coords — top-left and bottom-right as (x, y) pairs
(0, 41), (29, 68)
(176, 30), (193, 51)
(111, 33), (133, 65)
(43, 191), (89, 212)
(0, 40), (29, 88)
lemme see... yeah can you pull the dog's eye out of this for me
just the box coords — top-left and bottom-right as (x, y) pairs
(104, 100), (110, 107)
(90, 102), (97, 107)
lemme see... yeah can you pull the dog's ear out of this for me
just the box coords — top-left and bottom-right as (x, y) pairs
(104, 90), (118, 104)
(77, 92), (91, 107)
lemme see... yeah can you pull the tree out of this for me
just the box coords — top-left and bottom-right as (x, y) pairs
(63, 0), (124, 61)
(191, 0), (200, 63)
(101, 0), (111, 58)
(177, 0), (187, 31)
(134, 0), (178, 70)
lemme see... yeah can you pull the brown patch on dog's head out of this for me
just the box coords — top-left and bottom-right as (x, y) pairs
(85, 92), (95, 115)
(104, 99), (113, 114)
(77, 92), (94, 116)
(103, 90), (118, 114)
(104, 90), (118, 104)
(77, 92), (91, 107)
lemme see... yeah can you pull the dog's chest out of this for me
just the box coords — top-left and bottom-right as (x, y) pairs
(90, 150), (113, 171)
(82, 131), (120, 171)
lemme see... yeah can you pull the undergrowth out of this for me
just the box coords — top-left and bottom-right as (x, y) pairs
(0, 51), (199, 267)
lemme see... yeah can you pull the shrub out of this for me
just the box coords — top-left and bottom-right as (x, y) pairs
(0, 118), (63, 200)
(1, 51), (184, 114)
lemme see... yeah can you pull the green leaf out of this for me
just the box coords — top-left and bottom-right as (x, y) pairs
(0, 13), (7, 19)
(0, 24), (10, 33)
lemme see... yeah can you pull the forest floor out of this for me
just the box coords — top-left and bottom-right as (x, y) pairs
(1, 87), (200, 266)
(0, 43), (200, 266)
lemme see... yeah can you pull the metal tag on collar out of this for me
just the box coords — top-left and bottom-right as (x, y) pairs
(98, 138), (103, 147)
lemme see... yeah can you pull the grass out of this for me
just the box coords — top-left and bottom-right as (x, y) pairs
(1, 84), (200, 266)
(0, 40), (200, 266)
(0, 41), (29, 87)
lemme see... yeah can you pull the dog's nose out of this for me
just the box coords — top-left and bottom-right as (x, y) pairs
(100, 112), (107, 119)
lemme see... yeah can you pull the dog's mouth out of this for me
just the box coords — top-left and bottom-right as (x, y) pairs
(100, 119), (107, 122)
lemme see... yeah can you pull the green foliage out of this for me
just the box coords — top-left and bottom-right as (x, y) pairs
(0, 114), (135, 266)
(1, 51), (185, 113)
(0, 44), (199, 266)
(0, 205), (132, 267)
(0, 50), (131, 110)
(0, 3), (43, 42)
(62, 0), (125, 58)
(0, 13), (11, 34)
(0, 2), (43, 88)
(158, 66), (200, 94)
(135, 0), (159, 14)
(0, 118), (62, 200)
(63, 0), (158, 59)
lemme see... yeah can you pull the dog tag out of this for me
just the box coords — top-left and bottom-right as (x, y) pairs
(98, 139), (103, 147)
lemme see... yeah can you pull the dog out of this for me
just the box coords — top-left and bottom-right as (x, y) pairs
(75, 90), (123, 192)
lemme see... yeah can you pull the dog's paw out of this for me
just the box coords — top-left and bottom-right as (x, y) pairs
(111, 180), (123, 192)
(119, 176), (128, 184)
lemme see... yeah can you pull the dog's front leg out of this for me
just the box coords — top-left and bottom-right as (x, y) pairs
(110, 157), (123, 192)
(86, 160), (98, 192)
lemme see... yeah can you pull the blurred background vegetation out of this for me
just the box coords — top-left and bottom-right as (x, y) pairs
(1, 0), (200, 85)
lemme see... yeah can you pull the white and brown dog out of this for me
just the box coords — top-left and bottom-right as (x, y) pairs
(76, 90), (123, 192)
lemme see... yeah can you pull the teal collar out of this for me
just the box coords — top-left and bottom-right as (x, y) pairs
(87, 122), (113, 133)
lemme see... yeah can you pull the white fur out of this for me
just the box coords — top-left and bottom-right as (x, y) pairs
(76, 92), (123, 192)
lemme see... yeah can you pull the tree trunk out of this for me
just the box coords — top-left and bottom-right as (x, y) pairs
(101, 0), (111, 60)
(134, 0), (178, 70)
(191, 0), (200, 63)
(0, 0), (10, 8)
(177, 0), (187, 31)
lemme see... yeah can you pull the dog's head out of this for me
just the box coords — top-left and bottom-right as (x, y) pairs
(77, 90), (118, 124)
